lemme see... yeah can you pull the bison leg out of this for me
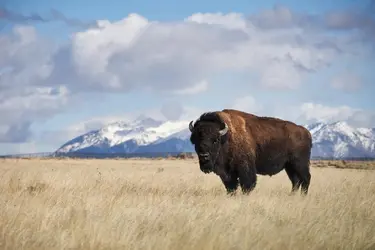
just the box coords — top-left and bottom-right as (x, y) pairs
(299, 169), (311, 195)
(284, 163), (301, 194)
(289, 160), (311, 195)
(238, 165), (257, 195)
(219, 173), (239, 195)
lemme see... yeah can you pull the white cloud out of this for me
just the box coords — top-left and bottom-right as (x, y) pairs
(0, 25), (65, 142)
(0, 122), (31, 143)
(295, 102), (375, 128)
(186, 12), (249, 31)
(0, 86), (69, 142)
(46, 11), (349, 94)
(0, 26), (56, 90)
(249, 5), (296, 29)
(331, 72), (362, 91)
(160, 101), (185, 121)
(172, 80), (208, 95)
(70, 14), (149, 89)
(259, 61), (301, 89)
(298, 103), (357, 123)
(249, 3), (375, 35)
(231, 96), (263, 114)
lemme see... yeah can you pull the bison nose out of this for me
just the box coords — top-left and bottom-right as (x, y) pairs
(199, 153), (210, 161)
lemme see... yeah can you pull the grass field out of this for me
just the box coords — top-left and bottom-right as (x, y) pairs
(1, 158), (375, 250)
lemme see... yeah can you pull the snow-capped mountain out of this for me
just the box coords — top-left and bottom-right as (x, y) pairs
(306, 121), (375, 158)
(55, 117), (375, 159)
(55, 117), (194, 155)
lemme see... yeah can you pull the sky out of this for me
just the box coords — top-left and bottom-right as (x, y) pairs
(0, 0), (374, 154)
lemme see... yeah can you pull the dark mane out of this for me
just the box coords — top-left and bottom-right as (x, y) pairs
(195, 112), (225, 128)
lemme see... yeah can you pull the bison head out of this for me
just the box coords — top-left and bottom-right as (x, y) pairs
(189, 113), (229, 174)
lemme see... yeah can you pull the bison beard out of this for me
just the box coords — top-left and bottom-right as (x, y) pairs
(189, 109), (312, 196)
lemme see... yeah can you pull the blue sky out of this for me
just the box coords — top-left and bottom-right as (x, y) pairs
(0, 0), (374, 154)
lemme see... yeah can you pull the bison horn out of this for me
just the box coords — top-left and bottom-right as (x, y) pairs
(189, 120), (194, 132)
(219, 122), (228, 136)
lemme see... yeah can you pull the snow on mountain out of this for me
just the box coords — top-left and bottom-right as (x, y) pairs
(55, 117), (375, 159)
(55, 117), (193, 154)
(305, 121), (375, 158)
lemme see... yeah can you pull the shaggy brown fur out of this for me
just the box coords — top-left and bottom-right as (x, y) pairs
(189, 109), (312, 195)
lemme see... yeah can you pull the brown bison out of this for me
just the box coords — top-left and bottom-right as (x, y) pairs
(189, 109), (312, 195)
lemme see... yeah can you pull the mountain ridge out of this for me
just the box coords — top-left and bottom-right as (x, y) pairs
(54, 117), (375, 159)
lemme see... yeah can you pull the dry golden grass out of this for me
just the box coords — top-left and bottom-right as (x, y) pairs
(1, 158), (375, 250)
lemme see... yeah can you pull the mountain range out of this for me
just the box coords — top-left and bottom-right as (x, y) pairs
(54, 116), (375, 159)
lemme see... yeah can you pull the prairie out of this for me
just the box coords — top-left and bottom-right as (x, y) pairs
(0, 158), (375, 250)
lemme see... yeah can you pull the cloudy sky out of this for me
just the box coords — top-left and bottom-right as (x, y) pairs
(0, 0), (374, 154)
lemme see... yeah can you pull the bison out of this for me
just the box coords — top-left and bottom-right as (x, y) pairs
(189, 109), (312, 195)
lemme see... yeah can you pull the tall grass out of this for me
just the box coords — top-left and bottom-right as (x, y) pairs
(0, 158), (374, 250)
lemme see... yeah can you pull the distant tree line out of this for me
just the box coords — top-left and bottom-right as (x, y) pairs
(1, 151), (375, 161)
(0, 151), (195, 159)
